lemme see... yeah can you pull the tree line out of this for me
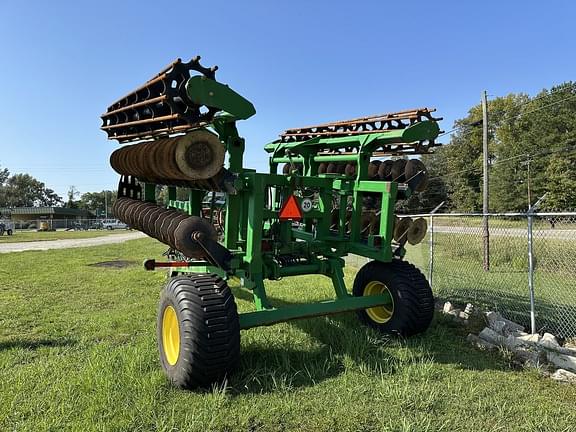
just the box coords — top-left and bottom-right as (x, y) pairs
(0, 167), (116, 215)
(404, 81), (576, 213)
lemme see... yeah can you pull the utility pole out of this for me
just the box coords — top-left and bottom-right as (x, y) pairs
(521, 156), (533, 208)
(482, 90), (490, 271)
(104, 190), (108, 219)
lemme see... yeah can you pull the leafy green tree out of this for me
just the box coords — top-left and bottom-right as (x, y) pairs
(156, 186), (193, 205)
(0, 173), (63, 207)
(542, 153), (576, 210)
(436, 107), (484, 211)
(491, 82), (576, 210)
(79, 190), (117, 216)
(0, 166), (9, 185)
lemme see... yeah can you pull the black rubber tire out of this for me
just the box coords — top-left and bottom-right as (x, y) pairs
(157, 274), (240, 389)
(7, 229), (12, 236)
(353, 260), (434, 337)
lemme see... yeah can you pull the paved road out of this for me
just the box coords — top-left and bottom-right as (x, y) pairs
(0, 231), (147, 254)
(433, 225), (576, 240)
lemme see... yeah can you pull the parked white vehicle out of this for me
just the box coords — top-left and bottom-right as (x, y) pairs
(101, 219), (128, 230)
(0, 219), (14, 236)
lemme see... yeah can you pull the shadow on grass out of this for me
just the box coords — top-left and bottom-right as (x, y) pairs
(0, 337), (76, 351)
(229, 287), (510, 395)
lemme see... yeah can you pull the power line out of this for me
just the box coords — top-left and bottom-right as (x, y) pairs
(520, 93), (576, 117)
(438, 91), (576, 140)
(427, 140), (576, 182)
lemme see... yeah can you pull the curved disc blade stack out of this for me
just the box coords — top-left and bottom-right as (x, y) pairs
(113, 197), (217, 258)
(101, 57), (219, 143)
(109, 129), (226, 187)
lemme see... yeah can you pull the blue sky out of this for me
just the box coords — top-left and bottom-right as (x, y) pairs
(0, 1), (573, 198)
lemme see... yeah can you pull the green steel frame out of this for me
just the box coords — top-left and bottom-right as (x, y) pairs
(148, 81), (441, 330)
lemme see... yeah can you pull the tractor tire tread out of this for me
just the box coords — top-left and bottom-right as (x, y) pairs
(353, 260), (434, 337)
(157, 274), (240, 389)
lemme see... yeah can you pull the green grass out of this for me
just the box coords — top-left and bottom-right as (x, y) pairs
(1, 238), (576, 431)
(0, 229), (130, 243)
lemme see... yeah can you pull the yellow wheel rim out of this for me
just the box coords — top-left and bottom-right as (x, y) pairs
(162, 305), (180, 366)
(364, 281), (394, 324)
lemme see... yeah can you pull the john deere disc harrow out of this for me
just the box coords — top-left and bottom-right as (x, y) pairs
(101, 56), (442, 390)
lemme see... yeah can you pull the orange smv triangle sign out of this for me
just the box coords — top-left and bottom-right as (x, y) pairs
(279, 195), (302, 221)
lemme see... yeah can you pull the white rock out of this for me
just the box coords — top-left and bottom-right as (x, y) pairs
(551, 369), (576, 384)
(485, 311), (501, 324)
(505, 335), (524, 349)
(443, 302), (453, 314)
(538, 332), (560, 350)
(464, 303), (474, 315)
(490, 320), (507, 334)
(485, 311), (524, 335)
(565, 340), (576, 351)
(516, 333), (541, 345)
(547, 351), (576, 373)
(459, 311), (470, 320)
(479, 327), (506, 347)
(560, 346), (576, 356)
(448, 308), (461, 316)
(512, 330), (529, 337)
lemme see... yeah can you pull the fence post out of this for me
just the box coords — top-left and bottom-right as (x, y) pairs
(527, 212), (536, 334)
(428, 214), (434, 288)
(427, 201), (444, 288)
(526, 194), (548, 335)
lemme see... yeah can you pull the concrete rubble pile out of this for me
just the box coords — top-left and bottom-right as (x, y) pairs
(439, 301), (576, 385)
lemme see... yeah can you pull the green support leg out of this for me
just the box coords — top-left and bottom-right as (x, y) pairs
(252, 274), (271, 310)
(143, 183), (156, 202)
(167, 186), (176, 202)
(328, 259), (349, 299)
(188, 190), (203, 216)
(244, 174), (271, 309)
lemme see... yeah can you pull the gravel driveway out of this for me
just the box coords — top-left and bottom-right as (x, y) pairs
(0, 231), (147, 254)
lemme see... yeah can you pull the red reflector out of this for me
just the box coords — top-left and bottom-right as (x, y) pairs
(279, 195), (302, 221)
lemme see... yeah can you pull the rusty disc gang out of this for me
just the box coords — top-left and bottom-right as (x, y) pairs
(101, 57), (219, 143)
(113, 197), (217, 258)
(110, 129), (224, 182)
(279, 108), (442, 154)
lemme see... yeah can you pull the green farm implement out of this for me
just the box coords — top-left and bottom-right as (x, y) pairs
(101, 57), (442, 389)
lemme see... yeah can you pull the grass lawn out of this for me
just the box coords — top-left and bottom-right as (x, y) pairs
(1, 238), (575, 431)
(0, 229), (130, 243)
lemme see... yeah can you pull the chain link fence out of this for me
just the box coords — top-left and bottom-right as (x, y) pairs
(347, 212), (576, 338)
(407, 212), (576, 337)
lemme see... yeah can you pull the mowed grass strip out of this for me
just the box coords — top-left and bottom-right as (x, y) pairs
(1, 238), (575, 431)
(0, 229), (131, 244)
